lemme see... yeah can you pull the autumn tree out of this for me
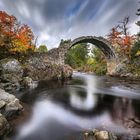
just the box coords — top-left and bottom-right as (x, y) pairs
(0, 11), (34, 58)
(118, 16), (130, 36)
(107, 26), (121, 45)
(107, 16), (135, 56)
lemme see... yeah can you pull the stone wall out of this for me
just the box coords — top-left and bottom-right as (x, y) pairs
(24, 53), (73, 81)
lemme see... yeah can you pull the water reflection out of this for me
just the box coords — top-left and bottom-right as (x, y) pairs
(70, 73), (98, 111)
(9, 72), (140, 140)
(15, 100), (132, 140)
(70, 88), (97, 111)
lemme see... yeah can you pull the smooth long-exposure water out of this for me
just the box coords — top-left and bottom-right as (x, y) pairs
(7, 72), (140, 140)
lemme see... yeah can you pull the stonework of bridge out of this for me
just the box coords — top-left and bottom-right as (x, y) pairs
(67, 36), (116, 60)
(45, 36), (119, 75)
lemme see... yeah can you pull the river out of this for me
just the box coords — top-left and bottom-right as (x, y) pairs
(7, 72), (140, 140)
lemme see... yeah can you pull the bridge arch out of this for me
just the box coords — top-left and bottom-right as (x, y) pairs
(60, 36), (119, 75)
(67, 36), (117, 60)
(47, 36), (119, 75)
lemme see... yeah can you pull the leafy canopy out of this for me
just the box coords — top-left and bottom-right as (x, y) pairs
(0, 11), (34, 56)
(65, 43), (89, 68)
(36, 45), (48, 52)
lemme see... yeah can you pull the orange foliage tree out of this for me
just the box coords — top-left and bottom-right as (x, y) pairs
(0, 11), (34, 57)
(121, 35), (135, 55)
(107, 23), (135, 56)
(107, 27), (121, 45)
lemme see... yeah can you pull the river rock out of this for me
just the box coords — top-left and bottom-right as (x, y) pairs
(5, 98), (23, 115)
(22, 77), (38, 89)
(0, 58), (23, 92)
(135, 135), (140, 140)
(0, 101), (6, 109)
(94, 131), (117, 140)
(0, 88), (23, 118)
(83, 130), (118, 140)
(95, 131), (109, 140)
(115, 63), (127, 74)
(0, 113), (9, 136)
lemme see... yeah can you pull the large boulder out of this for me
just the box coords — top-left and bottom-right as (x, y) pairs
(0, 89), (23, 137)
(0, 88), (23, 118)
(0, 58), (23, 80)
(0, 58), (23, 92)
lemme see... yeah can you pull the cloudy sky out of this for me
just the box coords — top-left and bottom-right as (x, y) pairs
(0, 0), (139, 49)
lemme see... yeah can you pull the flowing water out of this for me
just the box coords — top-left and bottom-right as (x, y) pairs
(7, 72), (140, 140)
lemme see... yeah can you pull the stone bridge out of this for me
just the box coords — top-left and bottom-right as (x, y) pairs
(46, 36), (120, 75)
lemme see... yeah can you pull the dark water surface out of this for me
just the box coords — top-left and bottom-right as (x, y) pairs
(7, 72), (140, 140)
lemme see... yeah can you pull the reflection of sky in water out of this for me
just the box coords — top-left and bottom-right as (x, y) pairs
(13, 72), (140, 140)
(16, 100), (135, 140)
(70, 74), (97, 110)
(70, 89), (97, 110)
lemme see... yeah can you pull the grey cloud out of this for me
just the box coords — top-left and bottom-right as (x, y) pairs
(0, 0), (139, 49)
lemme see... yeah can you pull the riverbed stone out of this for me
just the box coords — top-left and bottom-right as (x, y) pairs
(0, 88), (23, 118)
(135, 135), (140, 140)
(0, 101), (6, 109)
(22, 77), (38, 89)
(0, 113), (9, 136)
(5, 99), (23, 113)
(83, 130), (118, 140)
(95, 131), (109, 140)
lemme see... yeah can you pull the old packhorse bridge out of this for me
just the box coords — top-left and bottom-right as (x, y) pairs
(46, 36), (119, 75)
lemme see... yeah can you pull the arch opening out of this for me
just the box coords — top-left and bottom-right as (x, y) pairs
(68, 36), (116, 60)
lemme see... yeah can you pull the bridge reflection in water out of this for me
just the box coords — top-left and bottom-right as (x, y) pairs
(11, 72), (140, 140)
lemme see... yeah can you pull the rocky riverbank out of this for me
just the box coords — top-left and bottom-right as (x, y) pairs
(0, 57), (73, 93)
(83, 129), (140, 140)
(0, 88), (22, 137)
(0, 55), (73, 138)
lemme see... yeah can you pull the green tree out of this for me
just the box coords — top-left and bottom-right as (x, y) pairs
(91, 47), (105, 62)
(37, 45), (48, 52)
(59, 39), (71, 47)
(89, 47), (107, 75)
(131, 2), (140, 58)
(136, 1), (140, 16)
(65, 43), (89, 68)
(131, 41), (140, 58)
